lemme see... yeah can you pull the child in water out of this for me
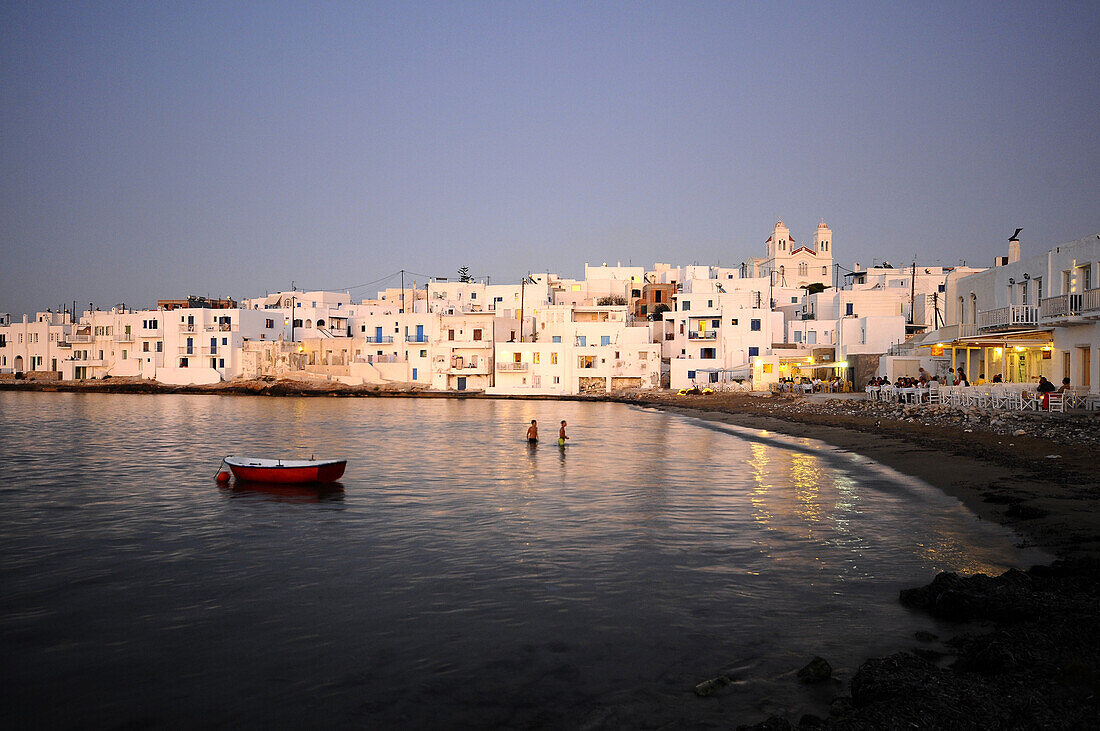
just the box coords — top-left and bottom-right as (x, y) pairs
(558, 420), (568, 447)
(526, 420), (538, 443)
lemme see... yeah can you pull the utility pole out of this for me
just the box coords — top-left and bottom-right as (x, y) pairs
(400, 270), (405, 314)
(909, 260), (917, 325)
(519, 273), (527, 341)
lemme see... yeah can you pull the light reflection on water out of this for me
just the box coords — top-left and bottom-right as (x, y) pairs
(0, 393), (1045, 728)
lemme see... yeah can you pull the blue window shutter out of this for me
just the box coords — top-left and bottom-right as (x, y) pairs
(749, 347), (759, 357)
(687, 370), (696, 380)
(600, 335), (610, 346)
(552, 335), (561, 343)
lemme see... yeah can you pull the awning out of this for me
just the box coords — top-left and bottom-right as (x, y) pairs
(918, 328), (1053, 348)
(262, 294), (282, 307)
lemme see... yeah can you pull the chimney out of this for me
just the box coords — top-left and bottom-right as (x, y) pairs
(853, 262), (861, 272)
(1007, 239), (1021, 264)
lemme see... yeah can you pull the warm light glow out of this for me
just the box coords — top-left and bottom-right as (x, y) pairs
(994, 347), (1003, 355)
(1014, 346), (1024, 352)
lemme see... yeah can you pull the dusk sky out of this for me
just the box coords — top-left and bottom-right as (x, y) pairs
(2, 1), (1098, 317)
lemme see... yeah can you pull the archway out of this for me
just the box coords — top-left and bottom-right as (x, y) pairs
(13, 355), (24, 372)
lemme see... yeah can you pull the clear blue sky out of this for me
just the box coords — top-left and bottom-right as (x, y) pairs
(2, 1), (1098, 316)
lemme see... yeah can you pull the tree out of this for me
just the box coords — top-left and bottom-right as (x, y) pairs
(650, 303), (670, 321)
(597, 294), (628, 306)
(458, 266), (473, 283)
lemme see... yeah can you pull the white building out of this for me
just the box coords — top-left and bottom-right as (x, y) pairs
(916, 233), (1100, 390)
(0, 311), (73, 377)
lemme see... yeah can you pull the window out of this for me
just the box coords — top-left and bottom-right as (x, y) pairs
(211, 358), (217, 368)
(142, 342), (149, 352)
(791, 297), (798, 304)
(534, 352), (540, 364)
(470, 292), (477, 299)
(845, 303), (854, 316)
(707, 299), (713, 308)
(552, 335), (561, 343)
(687, 370), (696, 380)
(1035, 278), (1042, 302)
(222, 337), (227, 345)
(420, 349), (427, 357)
(712, 319), (720, 329)
(577, 336), (586, 347)
(578, 355), (595, 368)
(180, 357), (188, 367)
(798, 262), (808, 277)
(448, 329), (455, 341)
(639, 351), (648, 360)
(121, 350), (127, 360)
(513, 352), (522, 363)
(266, 319), (274, 328)
(682, 301), (689, 311)
(748, 347), (759, 357)
(473, 328), (482, 341)
(750, 319), (761, 331)
(730, 318), (738, 326)
(156, 342), (162, 352)
(219, 358), (224, 368)
(822, 266), (828, 275)
(794, 331), (802, 343)
(600, 335), (610, 346)
(553, 376), (560, 384)
(551, 352), (558, 364)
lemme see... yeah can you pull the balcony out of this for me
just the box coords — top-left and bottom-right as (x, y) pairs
(405, 335), (429, 343)
(364, 336), (394, 343)
(496, 362), (528, 371)
(977, 305), (1039, 332)
(69, 334), (93, 343)
(115, 334), (135, 343)
(688, 331), (717, 340)
(1086, 287), (1100, 318)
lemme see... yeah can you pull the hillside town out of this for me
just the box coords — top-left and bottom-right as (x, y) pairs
(3, 222), (1098, 399)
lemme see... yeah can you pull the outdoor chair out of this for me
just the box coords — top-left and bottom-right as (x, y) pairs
(927, 386), (941, 404)
(1047, 393), (1065, 413)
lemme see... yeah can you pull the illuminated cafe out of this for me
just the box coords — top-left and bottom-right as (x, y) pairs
(921, 329), (1055, 384)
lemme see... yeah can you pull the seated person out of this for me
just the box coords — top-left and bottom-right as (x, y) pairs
(1037, 376), (1056, 394)
(1057, 377), (1071, 393)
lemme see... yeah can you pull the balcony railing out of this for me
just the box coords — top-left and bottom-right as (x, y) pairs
(364, 336), (394, 343)
(977, 305), (1038, 331)
(115, 334), (135, 343)
(69, 334), (93, 343)
(688, 331), (717, 339)
(405, 335), (429, 343)
(496, 362), (528, 371)
(1085, 287), (1100, 313)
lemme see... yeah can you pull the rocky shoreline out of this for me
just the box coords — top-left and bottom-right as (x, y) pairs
(5, 380), (1099, 727)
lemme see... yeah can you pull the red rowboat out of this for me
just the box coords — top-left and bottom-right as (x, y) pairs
(221, 456), (347, 484)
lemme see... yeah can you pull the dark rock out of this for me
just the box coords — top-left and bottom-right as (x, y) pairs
(693, 675), (731, 697)
(736, 716), (793, 731)
(900, 569), (1040, 622)
(797, 713), (825, 728)
(828, 696), (852, 717)
(914, 630), (938, 642)
(849, 653), (939, 707)
(953, 638), (1017, 675)
(796, 656), (832, 683)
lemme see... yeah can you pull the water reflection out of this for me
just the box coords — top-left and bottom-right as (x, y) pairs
(220, 481), (345, 504)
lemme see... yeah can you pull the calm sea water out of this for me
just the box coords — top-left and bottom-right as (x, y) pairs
(0, 393), (1044, 728)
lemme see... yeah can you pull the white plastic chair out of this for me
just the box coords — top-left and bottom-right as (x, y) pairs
(1047, 393), (1065, 413)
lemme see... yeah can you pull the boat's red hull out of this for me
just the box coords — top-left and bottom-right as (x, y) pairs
(228, 461), (346, 484)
